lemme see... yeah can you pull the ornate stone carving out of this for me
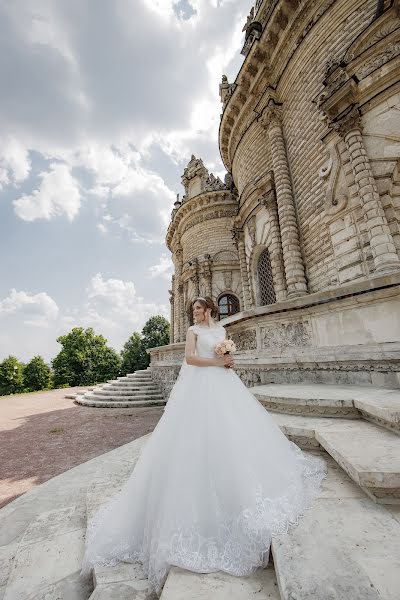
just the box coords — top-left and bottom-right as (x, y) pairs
(230, 329), (257, 351)
(331, 104), (363, 137)
(356, 41), (400, 79)
(204, 172), (226, 192)
(247, 215), (257, 248)
(181, 155), (229, 197)
(319, 143), (349, 216)
(219, 75), (236, 107)
(259, 101), (283, 130)
(241, 7), (262, 56)
(260, 321), (312, 350)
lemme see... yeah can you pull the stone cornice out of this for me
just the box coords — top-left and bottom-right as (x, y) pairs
(166, 189), (237, 251)
(219, 0), (346, 170)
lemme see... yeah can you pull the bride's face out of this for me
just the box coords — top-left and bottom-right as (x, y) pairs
(193, 301), (207, 323)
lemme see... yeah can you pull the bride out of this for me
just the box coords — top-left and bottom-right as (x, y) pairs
(81, 296), (326, 596)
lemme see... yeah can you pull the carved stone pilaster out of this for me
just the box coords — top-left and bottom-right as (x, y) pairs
(203, 254), (213, 297)
(259, 101), (308, 297)
(232, 226), (253, 310)
(168, 287), (174, 344)
(330, 105), (400, 274)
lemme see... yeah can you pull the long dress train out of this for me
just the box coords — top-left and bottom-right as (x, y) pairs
(81, 323), (326, 596)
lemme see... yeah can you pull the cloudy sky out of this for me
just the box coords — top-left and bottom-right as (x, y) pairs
(0, 0), (248, 363)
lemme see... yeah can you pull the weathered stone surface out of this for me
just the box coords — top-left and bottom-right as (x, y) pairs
(4, 521), (87, 600)
(252, 383), (400, 429)
(272, 496), (400, 600)
(271, 412), (400, 503)
(0, 435), (149, 597)
(160, 566), (280, 600)
(90, 581), (156, 599)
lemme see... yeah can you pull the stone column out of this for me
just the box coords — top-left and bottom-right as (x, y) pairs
(168, 284), (174, 344)
(203, 255), (213, 297)
(178, 284), (184, 341)
(259, 101), (308, 297)
(175, 244), (185, 342)
(233, 227), (253, 310)
(261, 190), (287, 301)
(333, 106), (399, 273)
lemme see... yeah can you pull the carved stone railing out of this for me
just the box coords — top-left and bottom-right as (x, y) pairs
(147, 343), (185, 397)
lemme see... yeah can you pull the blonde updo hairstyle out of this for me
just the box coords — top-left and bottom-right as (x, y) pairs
(192, 296), (219, 320)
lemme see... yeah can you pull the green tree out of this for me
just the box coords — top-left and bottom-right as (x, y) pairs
(140, 316), (170, 368)
(0, 356), (24, 395)
(23, 356), (52, 391)
(120, 332), (148, 376)
(52, 327), (121, 387)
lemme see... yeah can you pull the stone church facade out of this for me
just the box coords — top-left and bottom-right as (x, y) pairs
(150, 0), (400, 397)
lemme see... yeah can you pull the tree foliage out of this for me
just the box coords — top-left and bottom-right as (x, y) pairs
(0, 356), (24, 395)
(52, 327), (121, 387)
(23, 356), (52, 391)
(120, 332), (148, 376)
(141, 316), (170, 351)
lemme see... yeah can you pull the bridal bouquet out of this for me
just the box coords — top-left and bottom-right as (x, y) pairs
(215, 339), (237, 368)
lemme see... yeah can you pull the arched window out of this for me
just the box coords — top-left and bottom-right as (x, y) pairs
(257, 248), (276, 305)
(218, 294), (240, 319)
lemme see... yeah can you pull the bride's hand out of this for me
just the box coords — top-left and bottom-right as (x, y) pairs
(217, 355), (234, 368)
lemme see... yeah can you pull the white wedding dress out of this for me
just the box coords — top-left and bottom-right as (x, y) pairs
(81, 323), (326, 596)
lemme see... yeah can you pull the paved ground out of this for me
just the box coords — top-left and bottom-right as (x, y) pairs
(0, 387), (164, 508)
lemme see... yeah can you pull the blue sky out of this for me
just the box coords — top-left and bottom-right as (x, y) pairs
(0, 0), (247, 362)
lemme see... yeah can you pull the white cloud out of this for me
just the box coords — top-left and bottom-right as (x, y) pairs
(75, 272), (169, 344)
(0, 289), (59, 327)
(0, 137), (31, 189)
(149, 253), (174, 280)
(13, 162), (81, 221)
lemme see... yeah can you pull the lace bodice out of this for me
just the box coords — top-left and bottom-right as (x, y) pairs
(189, 324), (226, 359)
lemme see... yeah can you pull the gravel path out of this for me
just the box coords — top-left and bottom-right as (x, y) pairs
(0, 387), (164, 508)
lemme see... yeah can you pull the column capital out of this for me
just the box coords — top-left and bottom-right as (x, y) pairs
(260, 188), (277, 208)
(330, 104), (363, 138)
(259, 100), (283, 131)
(231, 226), (245, 249)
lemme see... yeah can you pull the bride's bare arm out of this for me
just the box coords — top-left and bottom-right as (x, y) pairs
(185, 329), (232, 367)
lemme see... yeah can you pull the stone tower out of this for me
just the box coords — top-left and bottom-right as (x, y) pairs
(166, 156), (242, 342)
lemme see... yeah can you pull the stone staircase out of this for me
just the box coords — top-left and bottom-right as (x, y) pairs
(73, 368), (166, 408)
(2, 383), (400, 599)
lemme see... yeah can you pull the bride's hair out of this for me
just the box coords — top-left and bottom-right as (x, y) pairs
(192, 296), (219, 319)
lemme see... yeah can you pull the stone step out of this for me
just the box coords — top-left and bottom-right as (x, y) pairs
(93, 389), (162, 397)
(271, 454), (400, 600)
(3, 505), (88, 600)
(160, 566), (280, 600)
(74, 396), (166, 408)
(86, 392), (164, 401)
(89, 563), (156, 600)
(271, 413), (400, 504)
(252, 384), (400, 432)
(105, 381), (157, 388)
